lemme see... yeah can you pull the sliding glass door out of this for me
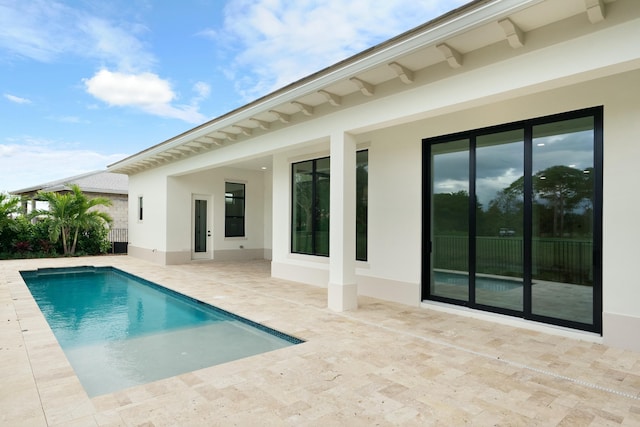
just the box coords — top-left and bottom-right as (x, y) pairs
(423, 108), (602, 332)
(475, 130), (524, 312)
(531, 116), (596, 325)
(430, 139), (470, 302)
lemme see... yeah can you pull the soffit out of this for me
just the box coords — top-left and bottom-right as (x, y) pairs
(108, 0), (617, 174)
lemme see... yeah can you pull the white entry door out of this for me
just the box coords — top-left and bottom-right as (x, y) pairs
(192, 194), (212, 260)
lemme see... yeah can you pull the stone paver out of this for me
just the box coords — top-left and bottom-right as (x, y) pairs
(2, 256), (639, 426)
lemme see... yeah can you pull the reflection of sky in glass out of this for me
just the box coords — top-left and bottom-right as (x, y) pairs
(433, 129), (593, 209)
(477, 131), (523, 209)
(533, 130), (593, 173)
(433, 150), (468, 194)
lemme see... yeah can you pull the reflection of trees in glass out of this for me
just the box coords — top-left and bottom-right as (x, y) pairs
(356, 151), (368, 261)
(484, 179), (524, 236)
(292, 158), (330, 256)
(534, 165), (592, 237)
(293, 164), (313, 254)
(295, 179), (313, 226)
(434, 191), (473, 234)
(476, 165), (592, 238)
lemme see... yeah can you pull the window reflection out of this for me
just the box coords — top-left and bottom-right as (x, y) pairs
(431, 139), (470, 302)
(476, 130), (524, 311)
(532, 117), (594, 324)
(426, 110), (599, 331)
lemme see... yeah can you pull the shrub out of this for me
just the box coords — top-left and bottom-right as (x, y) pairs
(75, 223), (111, 255)
(12, 240), (32, 253)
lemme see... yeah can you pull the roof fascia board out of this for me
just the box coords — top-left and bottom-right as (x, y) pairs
(108, 0), (543, 171)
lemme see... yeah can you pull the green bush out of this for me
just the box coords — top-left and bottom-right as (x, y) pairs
(31, 219), (63, 254)
(0, 216), (110, 259)
(0, 196), (111, 259)
(75, 222), (111, 255)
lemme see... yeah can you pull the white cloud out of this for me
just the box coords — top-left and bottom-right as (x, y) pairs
(78, 16), (155, 72)
(84, 69), (206, 123)
(193, 81), (211, 100)
(0, 138), (126, 193)
(211, 0), (468, 100)
(3, 93), (32, 104)
(84, 70), (174, 106)
(0, 0), (154, 71)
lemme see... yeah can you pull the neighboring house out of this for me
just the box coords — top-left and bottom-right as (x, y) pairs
(11, 170), (129, 252)
(108, 0), (640, 351)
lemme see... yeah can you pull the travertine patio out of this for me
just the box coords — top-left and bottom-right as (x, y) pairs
(2, 255), (639, 426)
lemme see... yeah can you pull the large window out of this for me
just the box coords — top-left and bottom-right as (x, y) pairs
(292, 150), (368, 259)
(137, 196), (143, 221)
(356, 150), (368, 261)
(423, 107), (602, 333)
(225, 182), (245, 237)
(292, 157), (330, 256)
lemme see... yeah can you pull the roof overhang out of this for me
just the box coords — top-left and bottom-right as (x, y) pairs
(108, 0), (616, 175)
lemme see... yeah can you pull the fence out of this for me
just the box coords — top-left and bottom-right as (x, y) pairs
(433, 235), (593, 285)
(108, 228), (128, 254)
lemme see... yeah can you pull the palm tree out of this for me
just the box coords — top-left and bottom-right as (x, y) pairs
(0, 192), (21, 235)
(35, 184), (112, 255)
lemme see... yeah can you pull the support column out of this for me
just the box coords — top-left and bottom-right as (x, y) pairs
(328, 131), (358, 311)
(271, 153), (289, 263)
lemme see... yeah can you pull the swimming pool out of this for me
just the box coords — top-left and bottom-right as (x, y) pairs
(21, 266), (303, 397)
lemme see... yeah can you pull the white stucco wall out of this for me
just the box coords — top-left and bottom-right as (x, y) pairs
(360, 69), (639, 350)
(125, 2), (640, 350)
(127, 171), (168, 264)
(269, 69), (640, 348)
(128, 165), (269, 264)
(167, 167), (268, 262)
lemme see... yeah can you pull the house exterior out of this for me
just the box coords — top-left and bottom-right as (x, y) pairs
(11, 170), (129, 251)
(108, 0), (640, 351)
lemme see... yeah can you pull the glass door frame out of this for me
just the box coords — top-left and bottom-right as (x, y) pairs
(422, 107), (603, 333)
(192, 193), (213, 260)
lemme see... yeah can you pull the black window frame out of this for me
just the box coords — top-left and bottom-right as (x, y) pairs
(291, 151), (368, 260)
(291, 157), (330, 256)
(137, 196), (143, 221)
(224, 182), (245, 238)
(422, 106), (603, 333)
(356, 149), (368, 261)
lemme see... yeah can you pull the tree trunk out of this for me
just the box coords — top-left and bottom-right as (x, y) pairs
(61, 227), (69, 255)
(71, 227), (79, 255)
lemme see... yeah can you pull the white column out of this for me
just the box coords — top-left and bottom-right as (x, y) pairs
(271, 153), (289, 263)
(328, 131), (358, 311)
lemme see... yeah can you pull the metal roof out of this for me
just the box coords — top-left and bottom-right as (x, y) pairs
(11, 170), (128, 196)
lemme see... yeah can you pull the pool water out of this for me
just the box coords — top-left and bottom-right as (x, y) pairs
(21, 266), (302, 397)
(435, 271), (522, 292)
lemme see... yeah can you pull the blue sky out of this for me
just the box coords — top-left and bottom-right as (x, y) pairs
(1, 0), (467, 193)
